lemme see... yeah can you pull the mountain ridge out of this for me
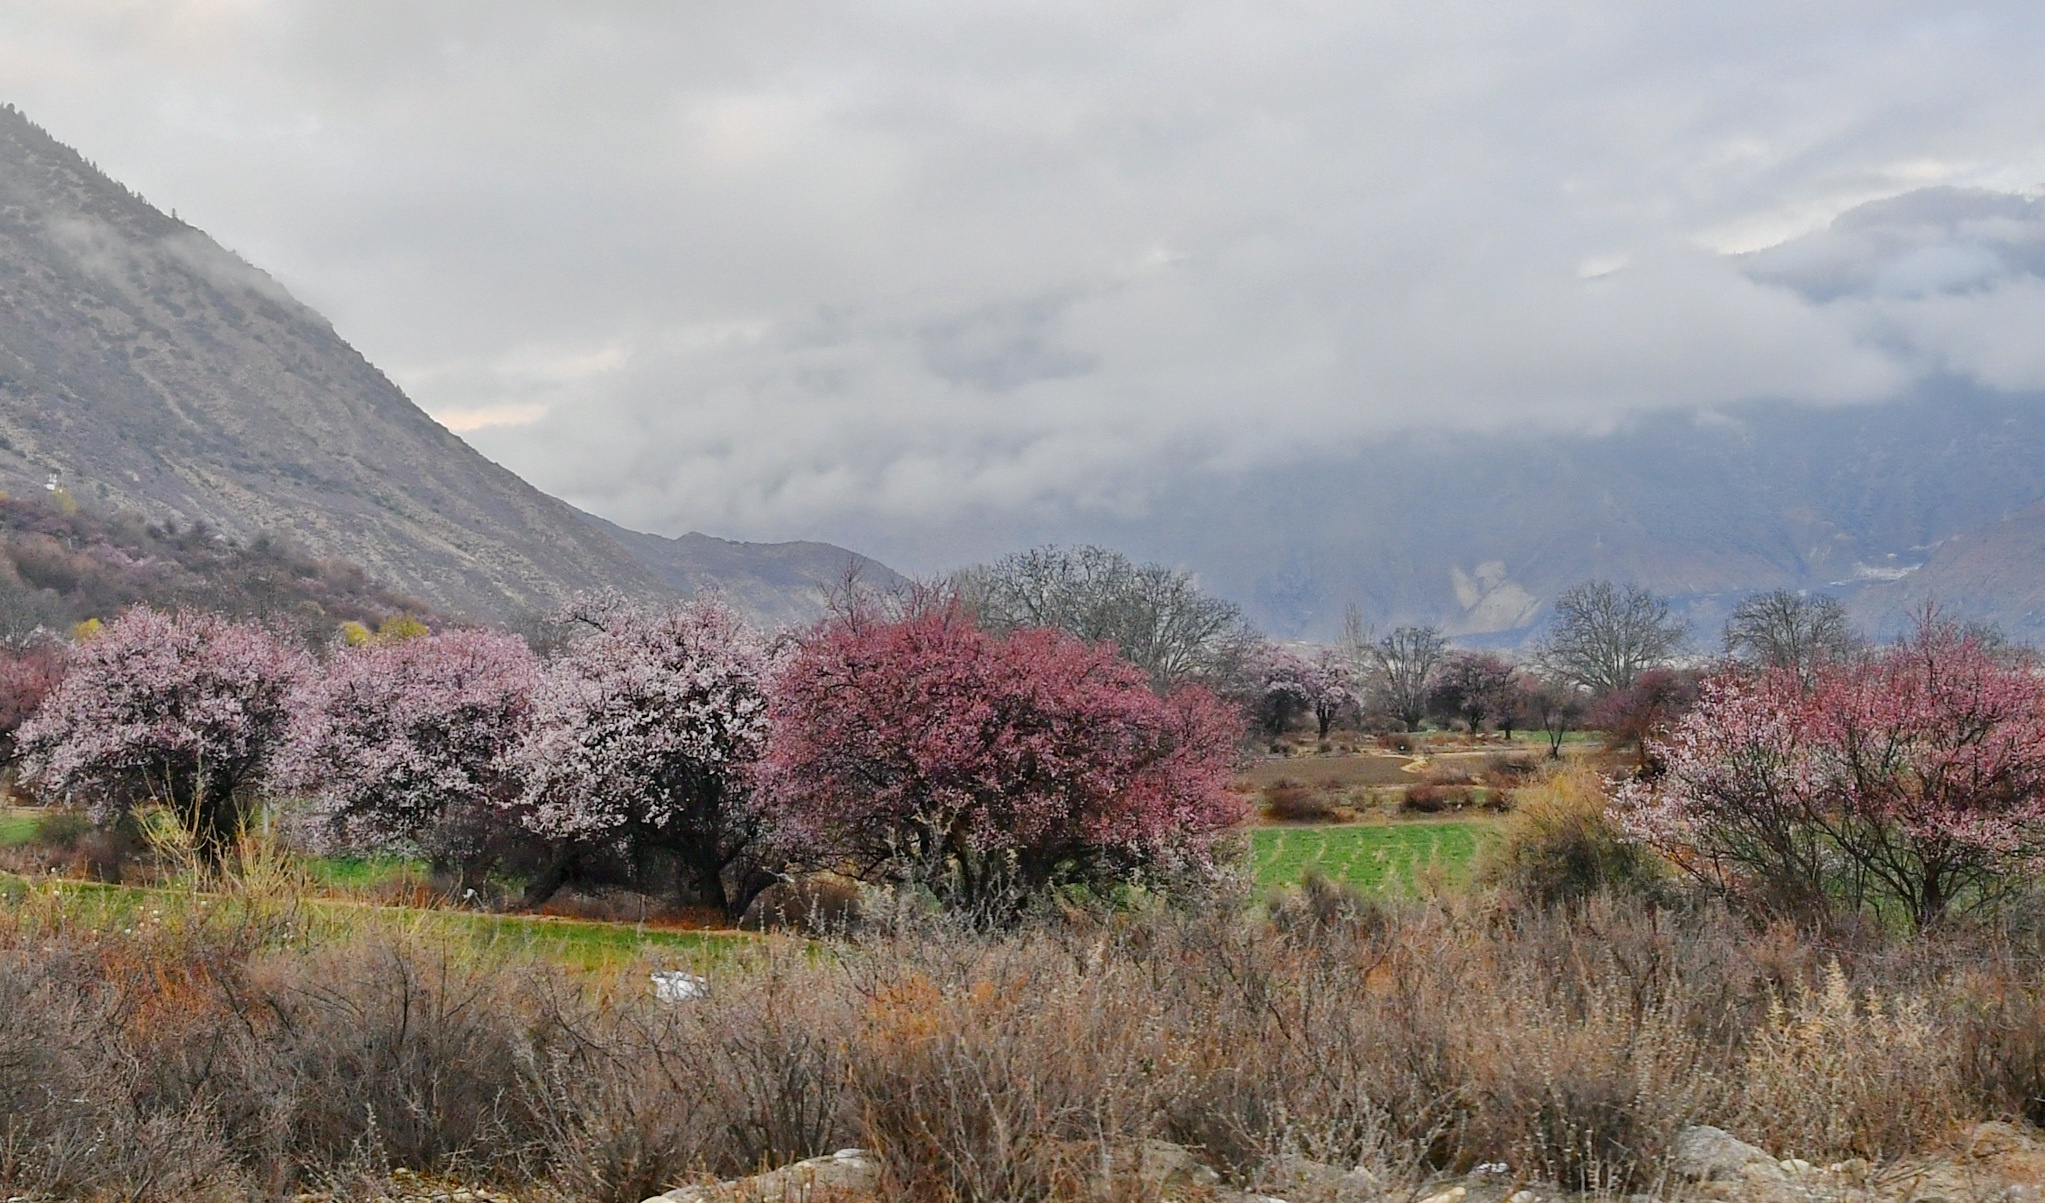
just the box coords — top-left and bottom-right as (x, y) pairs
(0, 102), (886, 628)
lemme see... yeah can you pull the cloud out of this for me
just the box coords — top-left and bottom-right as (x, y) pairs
(6, 2), (2045, 558)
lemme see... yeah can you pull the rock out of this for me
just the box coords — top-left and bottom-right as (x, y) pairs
(1778, 1157), (1813, 1175)
(1669, 1125), (1780, 1182)
(1258, 1153), (1381, 1202)
(649, 970), (708, 1003)
(641, 1147), (879, 1203)
(1506, 1192), (1541, 1203)
(1138, 1139), (1224, 1190)
(1970, 1122), (2036, 1160)
(1417, 1187), (1466, 1203)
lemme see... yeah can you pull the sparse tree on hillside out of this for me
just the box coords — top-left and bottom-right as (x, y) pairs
(758, 603), (1244, 917)
(1623, 616), (2045, 930)
(17, 607), (304, 862)
(280, 629), (539, 882)
(1723, 590), (1859, 682)
(957, 545), (1259, 693)
(1353, 618), (1447, 732)
(513, 596), (775, 918)
(1534, 581), (1686, 696)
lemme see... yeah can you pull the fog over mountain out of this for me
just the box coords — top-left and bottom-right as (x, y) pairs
(9, 6), (2045, 640)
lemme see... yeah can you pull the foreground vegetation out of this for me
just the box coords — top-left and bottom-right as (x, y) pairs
(8, 862), (2045, 1203)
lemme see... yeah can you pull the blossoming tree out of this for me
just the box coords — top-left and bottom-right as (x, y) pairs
(1621, 617), (2045, 929)
(280, 628), (540, 881)
(18, 607), (305, 862)
(1256, 644), (1357, 739)
(760, 604), (1245, 915)
(513, 595), (775, 917)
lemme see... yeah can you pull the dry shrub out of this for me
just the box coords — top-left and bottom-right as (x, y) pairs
(1478, 765), (1662, 906)
(1401, 783), (1478, 813)
(1739, 962), (1963, 1160)
(740, 873), (865, 933)
(19, 870), (2045, 1199)
(1479, 751), (1541, 787)
(1378, 733), (1416, 754)
(1263, 777), (1343, 822)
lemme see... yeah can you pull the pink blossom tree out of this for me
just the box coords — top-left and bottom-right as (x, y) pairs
(1621, 617), (2045, 930)
(759, 604), (1246, 915)
(0, 643), (63, 770)
(513, 594), (775, 917)
(280, 628), (540, 881)
(18, 607), (305, 862)
(1255, 644), (1357, 739)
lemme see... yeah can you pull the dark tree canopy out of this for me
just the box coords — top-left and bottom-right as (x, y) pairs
(1534, 581), (1686, 697)
(957, 545), (1259, 692)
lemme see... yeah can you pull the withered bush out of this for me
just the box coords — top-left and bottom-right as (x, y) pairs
(15, 880), (2045, 1201)
(1263, 777), (1343, 822)
(1401, 782), (1479, 813)
(1478, 765), (1663, 906)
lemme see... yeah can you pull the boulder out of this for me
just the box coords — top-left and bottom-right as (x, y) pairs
(641, 1147), (879, 1203)
(1668, 1125), (1782, 1182)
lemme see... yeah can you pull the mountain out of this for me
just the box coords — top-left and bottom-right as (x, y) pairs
(582, 515), (907, 628)
(0, 103), (886, 627)
(1036, 388), (2045, 646)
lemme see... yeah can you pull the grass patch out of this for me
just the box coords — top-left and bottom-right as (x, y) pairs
(1251, 819), (1496, 893)
(0, 870), (751, 972)
(0, 806), (45, 847)
(303, 853), (430, 890)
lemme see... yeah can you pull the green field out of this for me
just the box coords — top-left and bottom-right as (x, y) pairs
(0, 809), (37, 846)
(0, 870), (749, 971)
(1251, 820), (1496, 892)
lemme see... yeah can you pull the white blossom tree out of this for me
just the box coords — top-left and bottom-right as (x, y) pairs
(280, 628), (540, 882)
(513, 594), (776, 917)
(19, 607), (305, 863)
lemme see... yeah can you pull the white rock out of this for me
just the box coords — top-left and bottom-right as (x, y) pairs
(1780, 1157), (1813, 1174)
(1507, 1192), (1542, 1203)
(1418, 1187), (1467, 1203)
(650, 970), (708, 1002)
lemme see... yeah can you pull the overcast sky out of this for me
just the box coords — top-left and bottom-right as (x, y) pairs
(6, 2), (2045, 563)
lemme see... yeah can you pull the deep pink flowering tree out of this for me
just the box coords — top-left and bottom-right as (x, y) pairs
(513, 595), (774, 917)
(760, 605), (1246, 915)
(1620, 618), (2045, 929)
(280, 628), (540, 880)
(18, 607), (306, 861)
(0, 643), (63, 768)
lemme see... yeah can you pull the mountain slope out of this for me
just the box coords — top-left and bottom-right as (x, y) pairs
(583, 515), (908, 628)
(0, 103), (887, 626)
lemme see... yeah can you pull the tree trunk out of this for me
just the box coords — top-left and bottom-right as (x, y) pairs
(520, 845), (580, 908)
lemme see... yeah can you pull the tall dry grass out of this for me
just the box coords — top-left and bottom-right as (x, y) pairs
(5, 869), (2045, 1201)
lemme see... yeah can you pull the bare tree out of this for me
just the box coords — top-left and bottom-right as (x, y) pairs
(1347, 608), (1447, 733)
(1527, 676), (1586, 759)
(957, 545), (1259, 692)
(1722, 590), (1859, 682)
(1533, 580), (1686, 696)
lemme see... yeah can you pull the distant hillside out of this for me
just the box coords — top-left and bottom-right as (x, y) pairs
(0, 493), (430, 645)
(584, 515), (908, 629)
(0, 103), (891, 625)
